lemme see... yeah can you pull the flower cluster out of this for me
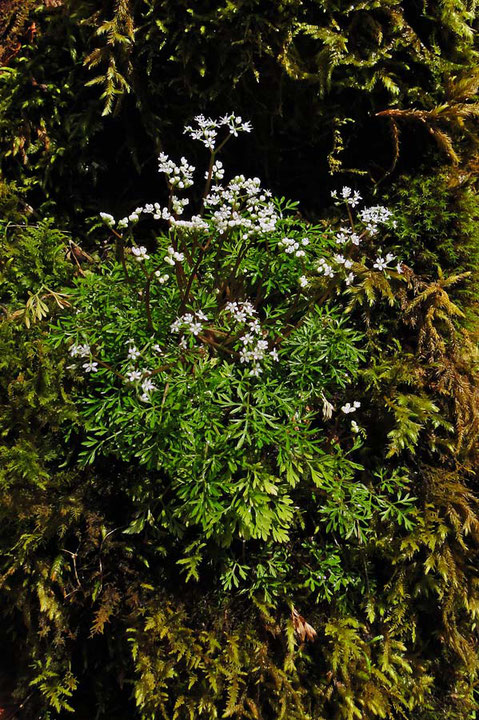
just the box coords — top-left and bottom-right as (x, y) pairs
(331, 187), (362, 208)
(373, 252), (400, 272)
(341, 401), (361, 414)
(164, 246), (185, 266)
(222, 301), (278, 376)
(69, 342), (91, 358)
(158, 153), (195, 189)
(154, 271), (169, 284)
(132, 246), (150, 262)
(278, 236), (309, 257)
(170, 310), (208, 339)
(69, 342), (98, 372)
(205, 160), (225, 181)
(184, 113), (252, 150)
(224, 300), (256, 323)
(335, 226), (361, 246)
(205, 175), (277, 237)
(125, 368), (157, 403)
(358, 205), (394, 235)
(316, 257), (335, 278)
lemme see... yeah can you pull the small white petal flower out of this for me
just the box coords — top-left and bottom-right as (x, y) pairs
(99, 212), (115, 227)
(373, 256), (388, 271)
(132, 246), (150, 262)
(127, 346), (141, 360)
(341, 402), (357, 414)
(83, 360), (98, 373)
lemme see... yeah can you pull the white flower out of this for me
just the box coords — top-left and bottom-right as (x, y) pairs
(220, 113), (253, 136)
(349, 190), (362, 208)
(70, 343), (90, 358)
(158, 152), (195, 188)
(351, 420), (359, 433)
(152, 344), (163, 353)
(171, 196), (189, 216)
(345, 272), (355, 286)
(299, 275), (308, 288)
(359, 205), (393, 234)
(396, 262), (403, 274)
(126, 370), (142, 383)
(83, 361), (98, 373)
(99, 212), (115, 227)
(270, 348), (279, 362)
(132, 246), (150, 262)
(154, 271), (169, 284)
(127, 346), (141, 360)
(190, 322), (202, 336)
(341, 402), (358, 414)
(205, 160), (225, 181)
(141, 378), (156, 393)
(334, 254), (346, 265)
(335, 227), (351, 244)
(373, 256), (388, 271)
(184, 115), (219, 150)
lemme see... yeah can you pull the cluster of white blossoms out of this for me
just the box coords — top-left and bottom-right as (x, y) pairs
(132, 246), (150, 261)
(125, 371), (157, 402)
(278, 236), (309, 257)
(184, 113), (252, 150)
(224, 300), (257, 323)
(373, 252), (402, 273)
(69, 343), (98, 372)
(164, 246), (185, 266)
(341, 401), (361, 414)
(223, 301), (278, 376)
(316, 257), (335, 278)
(158, 153), (195, 189)
(358, 205), (395, 235)
(154, 270), (169, 284)
(171, 196), (189, 216)
(204, 175), (278, 237)
(169, 215), (209, 232)
(331, 187), (362, 208)
(333, 253), (353, 269)
(124, 340), (158, 402)
(205, 160), (225, 181)
(170, 310), (208, 339)
(69, 342), (91, 358)
(335, 226), (361, 246)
